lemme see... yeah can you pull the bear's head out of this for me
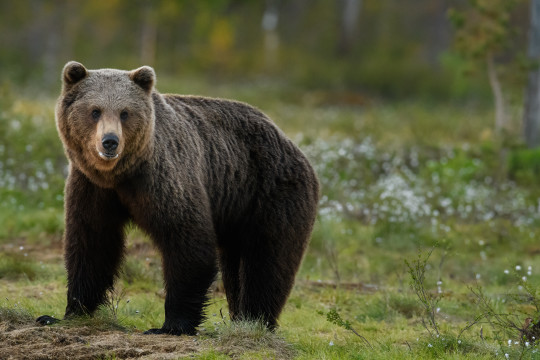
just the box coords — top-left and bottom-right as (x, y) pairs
(56, 61), (156, 185)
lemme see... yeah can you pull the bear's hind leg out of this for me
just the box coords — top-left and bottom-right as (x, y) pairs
(236, 232), (307, 329)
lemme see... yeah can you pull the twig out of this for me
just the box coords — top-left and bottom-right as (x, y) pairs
(457, 314), (485, 340)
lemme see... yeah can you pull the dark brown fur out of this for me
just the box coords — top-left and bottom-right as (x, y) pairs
(37, 61), (319, 335)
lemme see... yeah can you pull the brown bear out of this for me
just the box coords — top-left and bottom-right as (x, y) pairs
(36, 61), (319, 335)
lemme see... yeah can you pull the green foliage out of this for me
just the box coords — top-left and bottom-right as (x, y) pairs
(322, 307), (353, 330)
(120, 257), (161, 289)
(0, 253), (39, 281)
(447, 0), (527, 94)
(0, 303), (33, 324)
(449, 0), (522, 60)
(508, 147), (540, 185)
(318, 307), (372, 348)
(0, 86), (65, 241)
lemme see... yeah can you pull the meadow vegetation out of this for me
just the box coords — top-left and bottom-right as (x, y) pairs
(2, 79), (540, 359)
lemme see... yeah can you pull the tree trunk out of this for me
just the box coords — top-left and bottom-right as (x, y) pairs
(426, 0), (450, 67)
(337, 0), (361, 56)
(262, 0), (279, 70)
(140, 2), (157, 66)
(487, 54), (507, 138)
(42, 0), (63, 86)
(524, 0), (540, 148)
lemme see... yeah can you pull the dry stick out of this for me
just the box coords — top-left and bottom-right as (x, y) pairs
(457, 314), (485, 340)
(421, 318), (433, 338)
(347, 324), (373, 349)
(405, 341), (412, 351)
(219, 308), (227, 326)
(325, 240), (341, 284)
(480, 326), (484, 342)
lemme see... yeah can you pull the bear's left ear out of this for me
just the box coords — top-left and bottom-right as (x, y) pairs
(130, 66), (155, 93)
(63, 61), (88, 87)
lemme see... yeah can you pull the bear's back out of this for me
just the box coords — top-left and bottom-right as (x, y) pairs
(153, 93), (317, 228)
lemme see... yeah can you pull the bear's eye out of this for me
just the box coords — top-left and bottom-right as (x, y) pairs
(120, 110), (128, 121)
(91, 109), (101, 120)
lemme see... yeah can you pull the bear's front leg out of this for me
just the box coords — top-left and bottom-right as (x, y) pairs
(36, 169), (129, 325)
(143, 207), (218, 336)
(64, 169), (129, 317)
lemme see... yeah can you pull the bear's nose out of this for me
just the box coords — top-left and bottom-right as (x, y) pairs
(102, 133), (119, 152)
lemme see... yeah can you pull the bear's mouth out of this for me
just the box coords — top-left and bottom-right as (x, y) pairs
(98, 151), (120, 160)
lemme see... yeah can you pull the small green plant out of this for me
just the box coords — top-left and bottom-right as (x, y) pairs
(318, 307), (372, 348)
(468, 271), (540, 358)
(405, 247), (441, 337)
(104, 287), (126, 321)
(0, 302), (33, 324)
(0, 252), (39, 281)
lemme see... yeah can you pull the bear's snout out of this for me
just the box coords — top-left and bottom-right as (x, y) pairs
(97, 132), (122, 161)
(102, 133), (119, 152)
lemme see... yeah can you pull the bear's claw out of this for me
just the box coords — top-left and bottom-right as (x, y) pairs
(36, 315), (61, 326)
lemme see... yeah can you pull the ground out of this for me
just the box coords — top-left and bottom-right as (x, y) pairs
(0, 322), (198, 360)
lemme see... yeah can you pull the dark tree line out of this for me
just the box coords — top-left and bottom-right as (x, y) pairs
(0, 0), (460, 95)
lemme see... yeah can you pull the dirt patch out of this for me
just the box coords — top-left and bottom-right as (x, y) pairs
(0, 320), (295, 359)
(0, 321), (202, 359)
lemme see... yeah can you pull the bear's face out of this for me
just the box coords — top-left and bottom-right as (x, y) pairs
(56, 61), (156, 175)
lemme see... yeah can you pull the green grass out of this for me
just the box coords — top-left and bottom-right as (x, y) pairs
(2, 80), (540, 358)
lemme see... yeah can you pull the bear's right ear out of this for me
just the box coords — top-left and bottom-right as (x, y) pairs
(130, 66), (155, 93)
(62, 61), (88, 87)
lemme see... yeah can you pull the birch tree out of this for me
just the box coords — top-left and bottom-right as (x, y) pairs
(449, 0), (521, 138)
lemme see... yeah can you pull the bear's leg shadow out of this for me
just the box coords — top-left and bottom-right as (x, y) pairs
(37, 169), (129, 325)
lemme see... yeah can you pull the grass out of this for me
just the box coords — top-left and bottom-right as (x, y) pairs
(1, 79), (540, 358)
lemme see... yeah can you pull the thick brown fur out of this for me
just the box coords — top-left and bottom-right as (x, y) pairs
(37, 61), (319, 335)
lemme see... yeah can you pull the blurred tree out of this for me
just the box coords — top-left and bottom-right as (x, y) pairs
(139, 0), (157, 66)
(524, 0), (540, 148)
(425, 0), (450, 66)
(262, 0), (279, 70)
(449, 0), (522, 138)
(337, 0), (361, 56)
(0, 0), (527, 99)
